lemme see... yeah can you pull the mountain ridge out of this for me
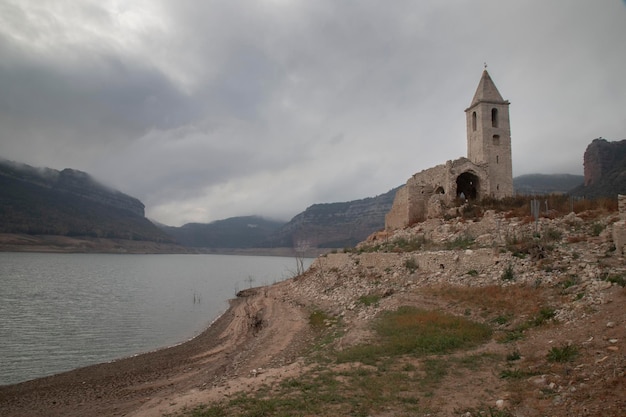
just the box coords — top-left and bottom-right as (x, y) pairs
(0, 159), (173, 245)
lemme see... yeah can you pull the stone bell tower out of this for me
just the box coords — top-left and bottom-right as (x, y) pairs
(464, 68), (513, 198)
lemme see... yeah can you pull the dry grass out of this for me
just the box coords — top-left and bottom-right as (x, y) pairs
(426, 284), (545, 318)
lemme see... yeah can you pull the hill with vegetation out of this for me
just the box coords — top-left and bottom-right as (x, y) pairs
(0, 159), (174, 248)
(159, 187), (400, 250)
(160, 216), (286, 248)
(513, 173), (583, 195)
(267, 187), (400, 249)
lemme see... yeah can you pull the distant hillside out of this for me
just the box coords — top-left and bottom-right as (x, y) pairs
(160, 187), (400, 250)
(513, 174), (583, 195)
(0, 159), (172, 243)
(266, 187), (400, 249)
(570, 138), (626, 199)
(160, 216), (285, 248)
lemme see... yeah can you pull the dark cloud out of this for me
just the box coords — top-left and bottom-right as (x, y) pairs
(1, 0), (625, 225)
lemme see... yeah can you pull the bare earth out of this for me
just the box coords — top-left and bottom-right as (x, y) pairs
(1, 209), (625, 416)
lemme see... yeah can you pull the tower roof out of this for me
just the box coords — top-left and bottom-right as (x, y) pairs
(467, 69), (508, 108)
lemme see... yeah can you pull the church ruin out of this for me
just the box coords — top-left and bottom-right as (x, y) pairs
(385, 69), (514, 230)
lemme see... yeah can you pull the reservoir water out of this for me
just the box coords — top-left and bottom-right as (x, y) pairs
(0, 252), (311, 385)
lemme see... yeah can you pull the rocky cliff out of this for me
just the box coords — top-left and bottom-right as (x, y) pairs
(570, 138), (626, 198)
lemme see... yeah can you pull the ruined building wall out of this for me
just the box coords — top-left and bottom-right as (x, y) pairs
(385, 159), (489, 230)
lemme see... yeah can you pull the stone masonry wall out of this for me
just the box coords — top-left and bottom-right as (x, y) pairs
(385, 186), (410, 230)
(385, 158), (489, 231)
(312, 248), (501, 277)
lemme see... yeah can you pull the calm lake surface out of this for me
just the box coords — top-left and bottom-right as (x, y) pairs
(0, 252), (312, 385)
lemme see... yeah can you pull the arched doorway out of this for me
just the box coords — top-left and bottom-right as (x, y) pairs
(456, 172), (479, 200)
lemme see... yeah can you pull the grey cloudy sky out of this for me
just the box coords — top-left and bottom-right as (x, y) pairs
(1, 1), (625, 226)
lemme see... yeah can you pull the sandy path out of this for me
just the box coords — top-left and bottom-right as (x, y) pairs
(0, 281), (310, 417)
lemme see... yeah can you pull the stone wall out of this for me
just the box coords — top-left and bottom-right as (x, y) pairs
(385, 158), (489, 230)
(312, 248), (502, 277)
(384, 186), (410, 230)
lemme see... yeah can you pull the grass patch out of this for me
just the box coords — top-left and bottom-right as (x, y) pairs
(500, 368), (526, 379)
(460, 405), (515, 417)
(181, 311), (498, 417)
(498, 306), (556, 343)
(358, 235), (430, 253)
(445, 235), (475, 250)
(529, 307), (556, 326)
(357, 294), (381, 307)
(506, 349), (521, 361)
(547, 344), (579, 363)
(601, 273), (626, 287)
(404, 257), (418, 273)
(336, 307), (492, 364)
(492, 314), (512, 326)
(560, 275), (579, 289)
(427, 285), (541, 315)
(309, 309), (334, 329)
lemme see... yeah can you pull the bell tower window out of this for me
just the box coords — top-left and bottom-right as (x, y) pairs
(472, 111), (477, 131)
(491, 108), (498, 127)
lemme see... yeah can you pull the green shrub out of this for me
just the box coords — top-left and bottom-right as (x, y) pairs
(404, 257), (418, 273)
(501, 264), (515, 281)
(547, 344), (579, 363)
(543, 227), (563, 242)
(602, 273), (626, 287)
(591, 222), (605, 236)
(506, 349), (521, 361)
(560, 275), (579, 289)
(530, 307), (556, 326)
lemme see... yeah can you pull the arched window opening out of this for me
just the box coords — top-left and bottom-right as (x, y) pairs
(496, 155), (499, 164)
(493, 134), (500, 145)
(456, 172), (479, 201)
(472, 111), (477, 131)
(491, 108), (498, 127)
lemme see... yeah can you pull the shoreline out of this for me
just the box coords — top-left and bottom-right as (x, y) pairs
(0, 233), (328, 257)
(0, 279), (312, 417)
(1, 305), (227, 387)
(0, 295), (246, 416)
